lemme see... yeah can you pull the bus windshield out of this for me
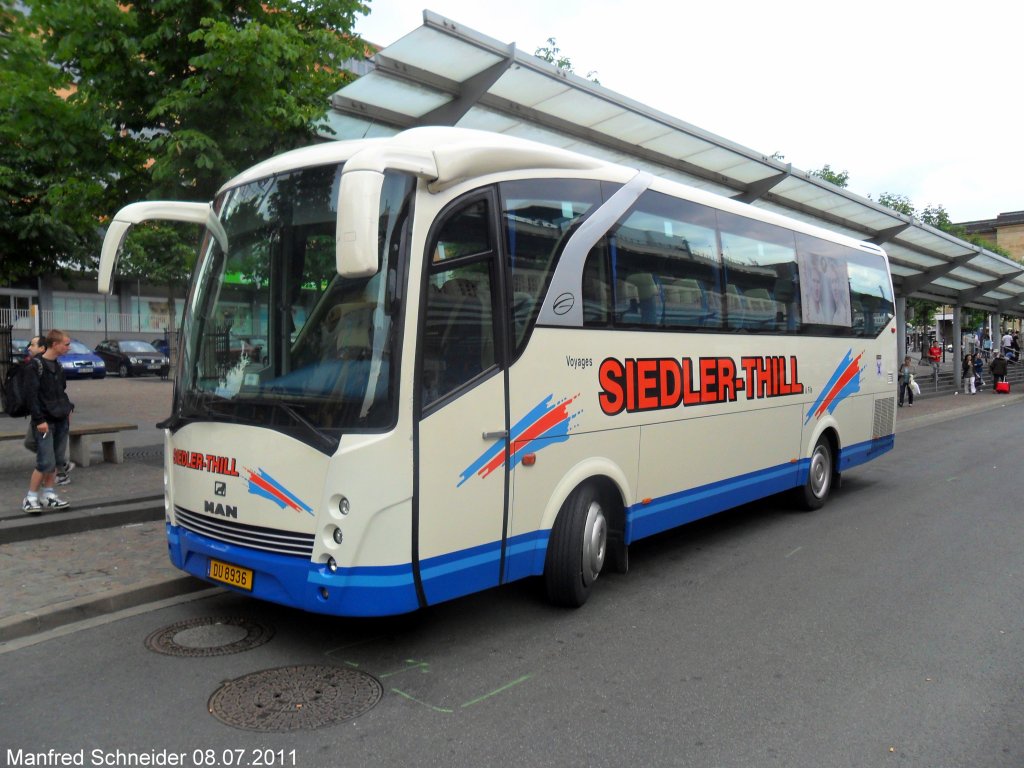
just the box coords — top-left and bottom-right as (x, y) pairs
(175, 164), (412, 451)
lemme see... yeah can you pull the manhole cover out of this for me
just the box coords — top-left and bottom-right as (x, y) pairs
(208, 665), (382, 731)
(145, 616), (274, 657)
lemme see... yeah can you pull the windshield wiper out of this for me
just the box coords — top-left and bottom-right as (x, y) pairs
(233, 397), (338, 454)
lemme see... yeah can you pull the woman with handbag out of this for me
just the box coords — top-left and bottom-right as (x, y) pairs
(961, 353), (976, 395)
(898, 356), (915, 407)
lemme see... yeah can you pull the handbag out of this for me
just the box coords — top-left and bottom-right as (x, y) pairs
(910, 376), (920, 396)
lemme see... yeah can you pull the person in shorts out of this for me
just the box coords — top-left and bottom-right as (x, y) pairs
(22, 330), (74, 514)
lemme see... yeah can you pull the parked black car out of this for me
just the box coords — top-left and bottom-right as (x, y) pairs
(95, 339), (170, 377)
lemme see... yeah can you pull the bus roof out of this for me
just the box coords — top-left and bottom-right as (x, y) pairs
(220, 126), (883, 257)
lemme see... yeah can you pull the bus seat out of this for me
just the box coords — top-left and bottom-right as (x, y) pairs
(726, 284), (749, 328)
(745, 287), (776, 329)
(324, 302), (374, 359)
(512, 269), (545, 298)
(663, 277), (705, 327)
(627, 273), (662, 324)
(438, 277), (493, 392)
(582, 276), (610, 324)
(661, 282), (682, 325)
(615, 279), (640, 323)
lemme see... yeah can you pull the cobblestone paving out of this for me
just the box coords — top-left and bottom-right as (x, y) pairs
(0, 521), (178, 623)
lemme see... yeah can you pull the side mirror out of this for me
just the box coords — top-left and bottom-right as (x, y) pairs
(98, 202), (227, 294)
(337, 170), (385, 278)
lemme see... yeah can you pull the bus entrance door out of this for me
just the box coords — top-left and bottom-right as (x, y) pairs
(415, 255), (508, 607)
(416, 373), (508, 607)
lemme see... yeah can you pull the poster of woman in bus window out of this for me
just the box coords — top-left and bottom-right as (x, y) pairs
(799, 251), (851, 326)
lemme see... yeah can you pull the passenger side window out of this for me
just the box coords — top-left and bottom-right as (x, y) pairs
(588, 190), (721, 330)
(718, 210), (801, 333)
(796, 233), (893, 337)
(500, 178), (604, 350)
(422, 199), (497, 407)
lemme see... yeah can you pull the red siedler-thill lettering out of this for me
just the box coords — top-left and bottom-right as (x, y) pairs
(172, 449), (240, 476)
(598, 355), (804, 416)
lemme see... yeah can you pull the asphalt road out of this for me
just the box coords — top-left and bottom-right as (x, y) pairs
(0, 404), (1021, 768)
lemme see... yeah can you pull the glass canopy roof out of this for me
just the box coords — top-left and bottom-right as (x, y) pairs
(327, 11), (1024, 315)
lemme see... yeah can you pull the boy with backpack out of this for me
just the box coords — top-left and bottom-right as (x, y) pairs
(21, 330), (75, 513)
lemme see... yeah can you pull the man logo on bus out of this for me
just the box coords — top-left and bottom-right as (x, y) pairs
(804, 349), (863, 424)
(458, 393), (581, 487)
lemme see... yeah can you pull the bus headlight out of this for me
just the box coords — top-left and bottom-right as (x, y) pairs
(332, 527), (343, 544)
(327, 557), (338, 572)
(339, 496), (350, 516)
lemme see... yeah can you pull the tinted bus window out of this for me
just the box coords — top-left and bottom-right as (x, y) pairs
(718, 210), (800, 333)
(590, 190), (720, 330)
(500, 179), (604, 351)
(794, 233), (893, 337)
(422, 199), (498, 406)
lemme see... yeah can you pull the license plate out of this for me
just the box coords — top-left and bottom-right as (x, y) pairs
(208, 558), (254, 591)
(147, 363), (161, 369)
(79, 367), (92, 374)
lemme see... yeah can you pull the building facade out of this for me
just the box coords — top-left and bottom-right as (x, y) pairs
(0, 275), (183, 350)
(958, 211), (1024, 263)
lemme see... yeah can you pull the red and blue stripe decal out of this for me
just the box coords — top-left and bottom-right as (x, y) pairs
(804, 349), (863, 425)
(245, 467), (314, 515)
(458, 393), (580, 487)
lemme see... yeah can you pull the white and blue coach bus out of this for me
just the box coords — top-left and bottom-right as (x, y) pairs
(98, 127), (896, 615)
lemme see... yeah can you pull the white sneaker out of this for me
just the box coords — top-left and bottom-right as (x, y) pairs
(22, 496), (43, 515)
(44, 495), (70, 510)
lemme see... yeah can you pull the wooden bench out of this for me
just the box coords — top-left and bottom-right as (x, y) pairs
(0, 422), (139, 467)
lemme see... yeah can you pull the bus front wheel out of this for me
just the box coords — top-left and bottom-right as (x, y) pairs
(795, 436), (834, 511)
(544, 483), (607, 608)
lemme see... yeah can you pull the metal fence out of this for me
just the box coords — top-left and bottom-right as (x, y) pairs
(0, 308), (173, 335)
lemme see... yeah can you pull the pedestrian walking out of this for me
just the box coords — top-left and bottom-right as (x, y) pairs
(973, 353), (985, 390)
(22, 329), (74, 514)
(22, 335), (44, 362)
(24, 335), (76, 486)
(898, 356), (915, 407)
(961, 353), (976, 395)
(990, 353), (1008, 389)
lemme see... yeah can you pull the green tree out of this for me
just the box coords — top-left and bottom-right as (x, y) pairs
(875, 191), (1015, 261)
(0, 0), (114, 282)
(535, 37), (600, 84)
(875, 191), (916, 217)
(809, 164), (849, 188)
(1, 0), (368, 286)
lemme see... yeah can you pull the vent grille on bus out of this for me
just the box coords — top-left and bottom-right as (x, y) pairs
(175, 506), (315, 558)
(873, 396), (896, 438)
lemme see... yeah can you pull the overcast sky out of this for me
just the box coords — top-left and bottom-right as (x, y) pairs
(354, 0), (1021, 223)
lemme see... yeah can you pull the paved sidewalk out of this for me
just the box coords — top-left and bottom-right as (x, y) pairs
(1, 380), (1021, 645)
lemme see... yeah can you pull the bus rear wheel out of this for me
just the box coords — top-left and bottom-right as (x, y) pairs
(795, 436), (834, 511)
(544, 483), (607, 608)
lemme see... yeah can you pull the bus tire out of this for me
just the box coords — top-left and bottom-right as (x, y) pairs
(544, 483), (608, 608)
(795, 435), (833, 511)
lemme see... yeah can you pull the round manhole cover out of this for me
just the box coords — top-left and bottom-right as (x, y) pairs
(145, 617), (274, 657)
(208, 665), (382, 731)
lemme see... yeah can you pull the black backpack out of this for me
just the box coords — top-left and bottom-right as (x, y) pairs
(2, 358), (42, 418)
